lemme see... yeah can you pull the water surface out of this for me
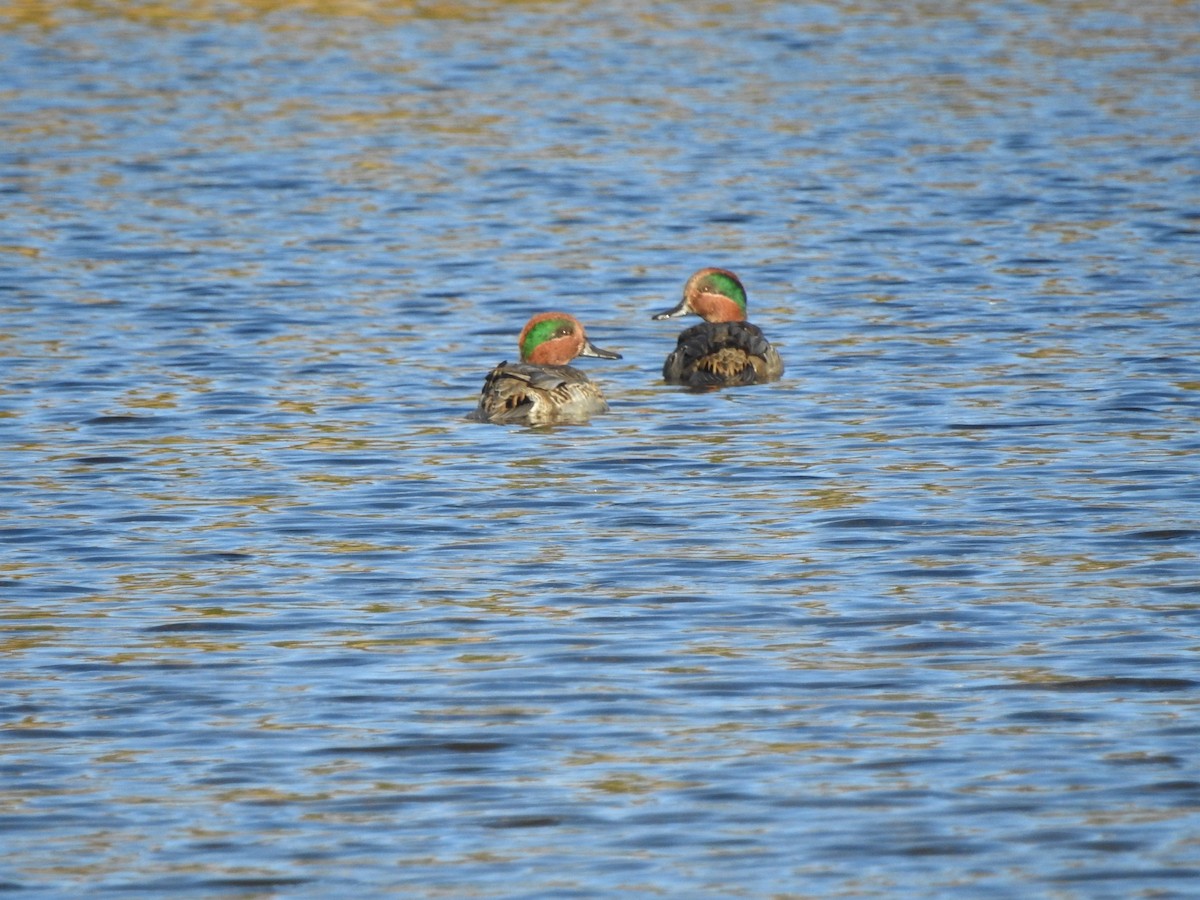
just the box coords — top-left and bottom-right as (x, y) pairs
(2, 0), (1199, 896)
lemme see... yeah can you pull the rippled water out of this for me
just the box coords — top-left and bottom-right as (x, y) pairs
(3, 0), (1200, 895)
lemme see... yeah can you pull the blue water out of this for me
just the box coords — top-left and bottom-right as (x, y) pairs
(2, 1), (1199, 896)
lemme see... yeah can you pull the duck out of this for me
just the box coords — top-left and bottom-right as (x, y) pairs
(472, 312), (622, 426)
(651, 267), (783, 388)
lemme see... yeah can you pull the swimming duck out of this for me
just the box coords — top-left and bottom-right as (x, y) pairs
(472, 312), (622, 426)
(652, 267), (783, 387)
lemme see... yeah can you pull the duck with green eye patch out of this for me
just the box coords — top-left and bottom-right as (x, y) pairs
(651, 267), (783, 388)
(472, 312), (622, 426)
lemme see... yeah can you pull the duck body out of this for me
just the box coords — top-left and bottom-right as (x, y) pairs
(652, 267), (783, 388)
(472, 312), (621, 426)
(473, 361), (611, 426)
(662, 320), (784, 388)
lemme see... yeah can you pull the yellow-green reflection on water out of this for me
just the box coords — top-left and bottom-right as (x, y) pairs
(1, 0), (565, 29)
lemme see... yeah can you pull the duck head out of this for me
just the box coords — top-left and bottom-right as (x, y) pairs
(652, 267), (748, 323)
(518, 312), (622, 365)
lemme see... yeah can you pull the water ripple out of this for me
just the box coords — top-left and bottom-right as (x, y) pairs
(2, 0), (1199, 896)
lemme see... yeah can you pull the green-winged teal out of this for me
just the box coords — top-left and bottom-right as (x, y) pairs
(652, 267), (783, 388)
(472, 312), (622, 426)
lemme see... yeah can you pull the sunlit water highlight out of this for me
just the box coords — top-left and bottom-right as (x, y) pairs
(2, 0), (1199, 896)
